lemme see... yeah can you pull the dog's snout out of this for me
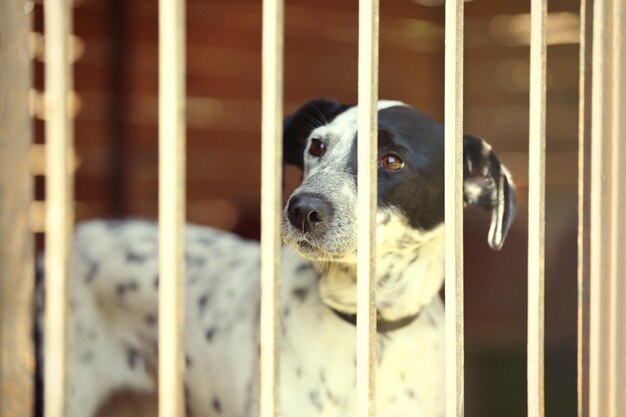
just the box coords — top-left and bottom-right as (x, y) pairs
(287, 194), (331, 234)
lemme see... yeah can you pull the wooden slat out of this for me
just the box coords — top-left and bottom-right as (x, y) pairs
(0, 1), (34, 416)
(260, 0), (284, 415)
(356, 0), (379, 416)
(444, 1), (464, 416)
(577, 0), (593, 416)
(527, 1), (547, 417)
(157, 0), (186, 416)
(589, 0), (613, 416)
(69, 0), (442, 45)
(43, 1), (74, 416)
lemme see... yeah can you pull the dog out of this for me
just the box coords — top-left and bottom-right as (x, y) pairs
(37, 98), (516, 417)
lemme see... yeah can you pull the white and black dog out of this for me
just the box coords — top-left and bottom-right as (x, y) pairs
(37, 98), (516, 417)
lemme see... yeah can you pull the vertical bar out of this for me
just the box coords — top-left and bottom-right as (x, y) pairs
(589, 0), (613, 415)
(444, 1), (464, 416)
(0, 1), (34, 416)
(577, 0), (593, 415)
(527, 1), (547, 417)
(260, 0), (283, 414)
(44, 0), (74, 416)
(158, 0), (186, 415)
(608, 0), (626, 414)
(356, 0), (379, 416)
(589, 1), (626, 414)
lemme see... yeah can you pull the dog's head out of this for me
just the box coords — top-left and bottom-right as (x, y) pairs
(282, 98), (516, 262)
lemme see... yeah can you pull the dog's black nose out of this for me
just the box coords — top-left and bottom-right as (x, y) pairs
(287, 194), (331, 234)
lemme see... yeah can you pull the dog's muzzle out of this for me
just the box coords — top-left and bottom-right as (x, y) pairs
(286, 193), (332, 235)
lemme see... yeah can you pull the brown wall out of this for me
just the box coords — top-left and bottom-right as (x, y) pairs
(33, 1), (580, 415)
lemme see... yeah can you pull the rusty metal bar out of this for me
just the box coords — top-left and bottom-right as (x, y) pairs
(43, 0), (75, 416)
(0, 1), (34, 416)
(158, 0), (186, 415)
(356, 0), (379, 416)
(527, 1), (547, 417)
(444, 1), (464, 416)
(577, 0), (593, 415)
(260, 0), (284, 415)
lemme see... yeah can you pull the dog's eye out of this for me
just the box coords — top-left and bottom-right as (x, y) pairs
(309, 138), (326, 157)
(381, 153), (405, 171)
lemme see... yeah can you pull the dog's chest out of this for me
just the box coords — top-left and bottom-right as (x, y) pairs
(277, 253), (446, 417)
(184, 244), (446, 417)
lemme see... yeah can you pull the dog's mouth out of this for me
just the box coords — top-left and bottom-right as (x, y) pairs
(283, 233), (354, 262)
(294, 239), (324, 258)
(288, 238), (334, 260)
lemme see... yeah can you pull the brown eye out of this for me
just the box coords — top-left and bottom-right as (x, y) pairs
(381, 153), (404, 171)
(309, 138), (326, 157)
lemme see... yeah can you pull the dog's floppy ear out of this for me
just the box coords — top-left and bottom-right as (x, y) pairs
(463, 134), (517, 250)
(283, 98), (346, 168)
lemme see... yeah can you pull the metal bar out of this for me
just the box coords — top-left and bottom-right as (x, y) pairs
(260, 0), (284, 414)
(527, 1), (547, 417)
(589, 0), (613, 415)
(444, 1), (464, 416)
(356, 0), (379, 416)
(158, 0), (186, 415)
(609, 0), (626, 414)
(0, 1), (34, 416)
(577, 0), (593, 415)
(43, 0), (74, 416)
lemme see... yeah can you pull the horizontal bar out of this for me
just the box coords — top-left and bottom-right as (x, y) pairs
(43, 1), (74, 417)
(260, 0), (284, 415)
(356, 0), (379, 416)
(158, 0), (186, 416)
(444, 1), (464, 416)
(527, 1), (547, 417)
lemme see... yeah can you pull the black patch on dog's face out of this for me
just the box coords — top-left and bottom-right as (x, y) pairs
(346, 106), (445, 231)
(283, 98), (350, 168)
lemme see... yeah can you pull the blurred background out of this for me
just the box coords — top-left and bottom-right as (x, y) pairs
(30, 0), (580, 415)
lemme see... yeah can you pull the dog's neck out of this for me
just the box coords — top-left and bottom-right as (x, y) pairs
(314, 223), (445, 321)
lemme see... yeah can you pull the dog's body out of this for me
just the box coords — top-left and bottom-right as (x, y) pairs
(40, 99), (516, 417)
(66, 220), (445, 417)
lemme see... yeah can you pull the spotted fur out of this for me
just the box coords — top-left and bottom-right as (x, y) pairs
(37, 98), (516, 417)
